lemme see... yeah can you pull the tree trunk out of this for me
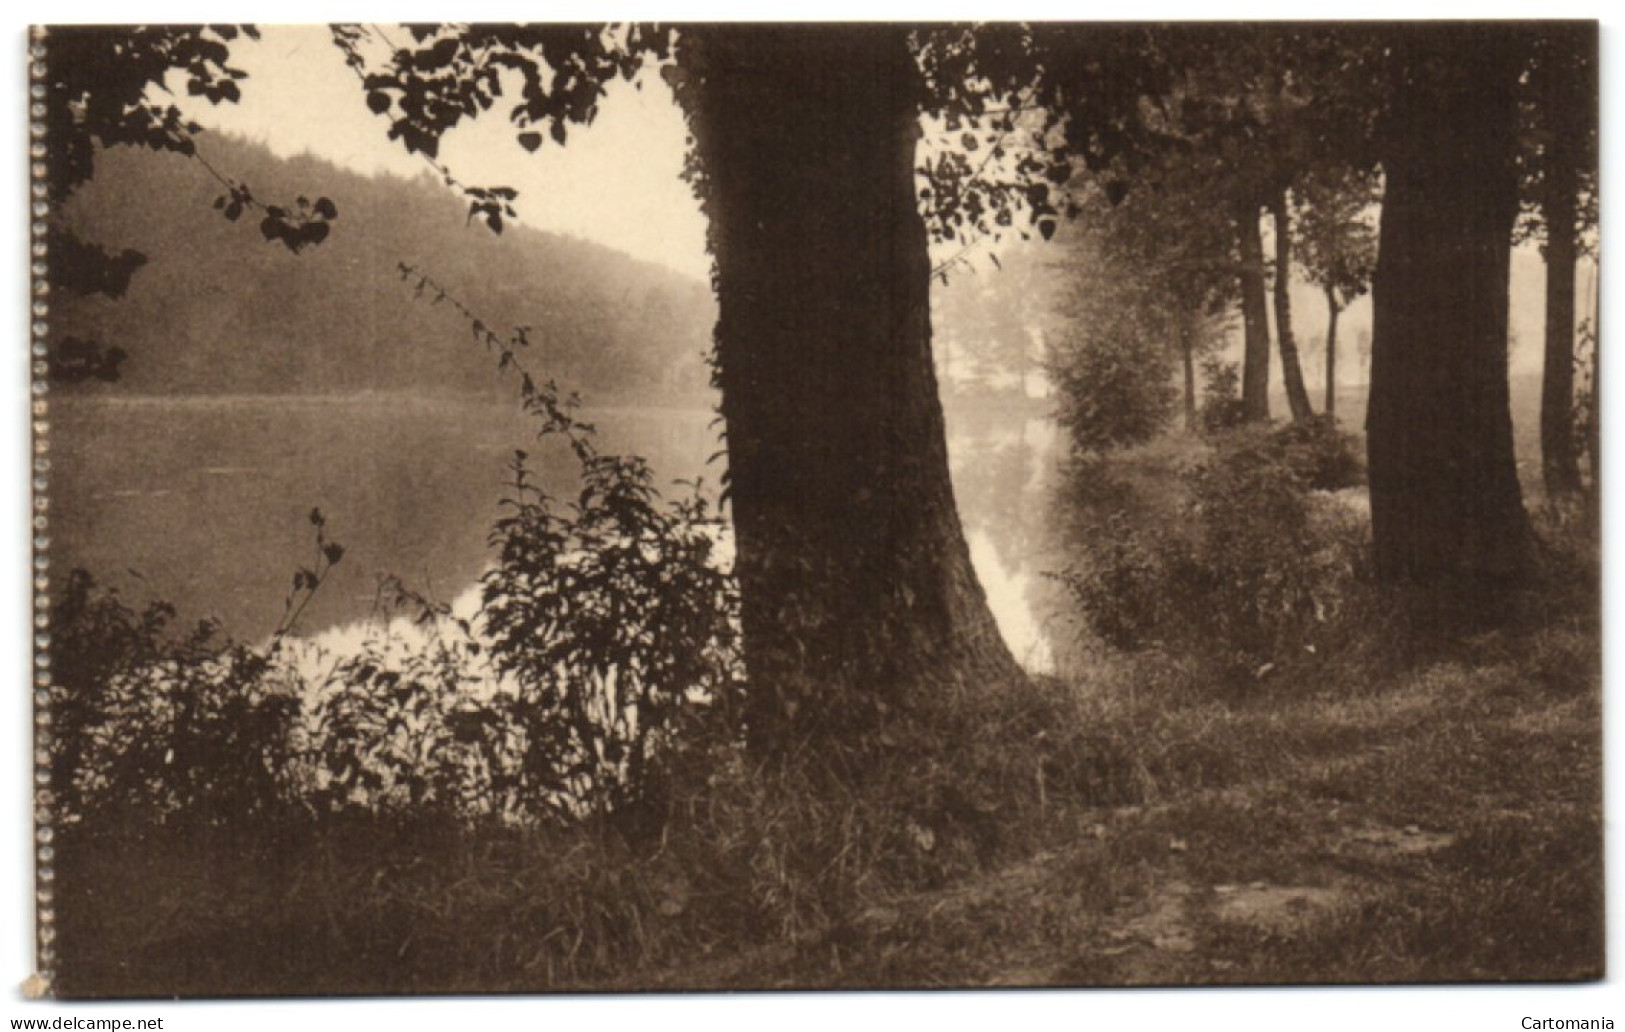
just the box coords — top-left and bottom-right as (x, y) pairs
(1585, 267), (1599, 532)
(1323, 287), (1340, 418)
(1538, 37), (1584, 500)
(1236, 198), (1272, 422)
(1015, 334), (1030, 399)
(1181, 316), (1197, 432)
(1368, 29), (1533, 591)
(1270, 189), (1315, 420)
(679, 26), (1024, 757)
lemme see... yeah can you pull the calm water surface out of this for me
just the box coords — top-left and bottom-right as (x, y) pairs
(54, 394), (1066, 672)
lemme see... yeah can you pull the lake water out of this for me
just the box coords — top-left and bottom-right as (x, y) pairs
(52, 394), (1067, 673)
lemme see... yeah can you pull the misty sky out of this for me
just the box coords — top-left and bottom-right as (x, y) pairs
(175, 25), (713, 281)
(166, 23), (1577, 379)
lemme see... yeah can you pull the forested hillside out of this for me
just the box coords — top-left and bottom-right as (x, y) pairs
(53, 133), (717, 398)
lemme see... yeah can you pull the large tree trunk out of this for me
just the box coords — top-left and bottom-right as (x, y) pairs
(679, 26), (1023, 757)
(1538, 34), (1585, 500)
(1323, 287), (1340, 418)
(1270, 189), (1315, 421)
(1236, 198), (1272, 422)
(1368, 29), (1533, 590)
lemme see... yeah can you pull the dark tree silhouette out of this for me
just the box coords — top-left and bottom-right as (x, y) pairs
(1235, 201), (1273, 422)
(1035, 22), (1553, 594)
(1044, 172), (1232, 443)
(1367, 25), (1533, 589)
(41, 25), (338, 380)
(1525, 24), (1598, 500)
(1268, 189), (1315, 421)
(332, 23), (1051, 753)
(1293, 166), (1379, 417)
(673, 27), (1025, 750)
(1033, 24), (1373, 426)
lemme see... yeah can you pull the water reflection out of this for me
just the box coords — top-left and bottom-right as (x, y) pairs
(56, 395), (1067, 673)
(54, 396), (722, 639)
(944, 407), (1063, 672)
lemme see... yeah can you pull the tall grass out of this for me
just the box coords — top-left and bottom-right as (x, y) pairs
(49, 414), (1602, 994)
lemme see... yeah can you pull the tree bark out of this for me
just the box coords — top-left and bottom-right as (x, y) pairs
(1538, 37), (1584, 500)
(679, 26), (1024, 757)
(1368, 29), (1533, 590)
(1270, 189), (1315, 420)
(1323, 286), (1340, 418)
(1236, 198), (1272, 422)
(1181, 316), (1197, 432)
(1587, 293), (1600, 531)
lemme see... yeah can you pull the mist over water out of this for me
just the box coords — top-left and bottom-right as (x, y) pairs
(54, 393), (1065, 672)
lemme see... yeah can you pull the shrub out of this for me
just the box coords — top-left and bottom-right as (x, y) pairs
(1049, 319), (1178, 455)
(301, 611), (513, 822)
(1267, 414), (1365, 491)
(49, 570), (303, 827)
(480, 448), (743, 818)
(1198, 357), (1248, 433)
(1188, 427), (1368, 667)
(1058, 421), (1369, 681)
(54, 440), (743, 830)
(1054, 510), (1193, 651)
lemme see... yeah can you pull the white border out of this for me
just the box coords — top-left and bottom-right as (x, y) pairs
(6, 5), (1620, 1031)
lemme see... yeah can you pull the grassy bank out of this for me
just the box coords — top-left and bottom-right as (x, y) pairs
(50, 419), (1601, 995)
(54, 569), (1600, 995)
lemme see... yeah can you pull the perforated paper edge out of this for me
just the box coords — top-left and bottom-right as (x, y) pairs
(28, 26), (56, 1000)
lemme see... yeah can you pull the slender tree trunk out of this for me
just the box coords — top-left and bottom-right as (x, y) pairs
(1587, 319), (1600, 531)
(680, 26), (1023, 757)
(1323, 287), (1341, 418)
(1270, 189), (1315, 420)
(1181, 316), (1197, 432)
(1538, 37), (1584, 500)
(1540, 173), (1580, 498)
(1015, 333), (1030, 399)
(1584, 267), (1600, 532)
(1236, 198), (1272, 422)
(1368, 29), (1533, 591)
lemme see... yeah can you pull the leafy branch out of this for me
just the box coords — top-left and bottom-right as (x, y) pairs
(330, 23), (671, 235)
(394, 262), (600, 463)
(270, 508), (346, 646)
(329, 24), (521, 235)
(130, 58), (340, 253)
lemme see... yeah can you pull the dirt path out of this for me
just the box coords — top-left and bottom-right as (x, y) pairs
(865, 807), (1463, 988)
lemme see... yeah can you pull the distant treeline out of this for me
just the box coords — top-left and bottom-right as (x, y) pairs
(54, 133), (717, 399)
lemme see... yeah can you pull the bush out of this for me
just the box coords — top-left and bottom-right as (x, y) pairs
(53, 439), (743, 830)
(49, 570), (303, 828)
(479, 448), (743, 817)
(1267, 414), (1365, 491)
(1188, 427), (1368, 666)
(1049, 319), (1178, 454)
(1059, 421), (1369, 681)
(1198, 357), (1248, 434)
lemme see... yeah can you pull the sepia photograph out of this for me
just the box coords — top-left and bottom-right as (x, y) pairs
(22, 12), (1606, 1009)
